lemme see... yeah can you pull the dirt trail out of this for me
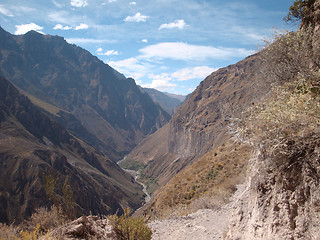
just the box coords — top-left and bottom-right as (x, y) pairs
(149, 184), (245, 240)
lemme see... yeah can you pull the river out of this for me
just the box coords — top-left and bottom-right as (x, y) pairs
(118, 157), (151, 204)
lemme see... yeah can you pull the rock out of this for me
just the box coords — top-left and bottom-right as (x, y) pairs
(52, 216), (115, 239)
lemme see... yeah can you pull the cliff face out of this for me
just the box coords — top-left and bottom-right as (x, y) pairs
(0, 76), (144, 224)
(225, 147), (320, 239)
(0, 27), (170, 161)
(128, 53), (270, 188)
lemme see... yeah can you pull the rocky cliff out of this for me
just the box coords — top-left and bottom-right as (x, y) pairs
(0, 27), (170, 161)
(0, 76), (145, 224)
(127, 52), (270, 189)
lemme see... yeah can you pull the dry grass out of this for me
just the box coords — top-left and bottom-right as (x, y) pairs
(144, 140), (252, 220)
(235, 81), (320, 155)
(233, 25), (320, 161)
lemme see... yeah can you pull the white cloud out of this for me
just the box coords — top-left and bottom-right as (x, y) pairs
(108, 0), (117, 2)
(11, 6), (34, 13)
(75, 23), (88, 30)
(15, 23), (44, 35)
(159, 19), (187, 30)
(130, 2), (136, 5)
(124, 12), (149, 22)
(66, 38), (114, 44)
(142, 73), (177, 91)
(96, 48), (103, 52)
(0, 5), (14, 17)
(52, 0), (63, 8)
(70, 0), (88, 7)
(142, 39), (148, 43)
(108, 57), (150, 80)
(139, 42), (255, 61)
(172, 66), (218, 81)
(98, 50), (119, 56)
(53, 24), (72, 30)
(48, 10), (80, 25)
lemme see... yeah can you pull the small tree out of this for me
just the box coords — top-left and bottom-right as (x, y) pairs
(284, 0), (314, 24)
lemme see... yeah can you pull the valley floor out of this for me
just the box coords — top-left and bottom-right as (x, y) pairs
(148, 184), (245, 240)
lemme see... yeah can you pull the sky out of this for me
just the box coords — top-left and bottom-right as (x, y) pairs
(0, 0), (297, 95)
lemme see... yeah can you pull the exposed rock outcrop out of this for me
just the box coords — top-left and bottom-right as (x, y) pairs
(226, 144), (320, 239)
(52, 216), (114, 239)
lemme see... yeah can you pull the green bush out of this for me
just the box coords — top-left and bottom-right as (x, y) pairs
(109, 208), (152, 240)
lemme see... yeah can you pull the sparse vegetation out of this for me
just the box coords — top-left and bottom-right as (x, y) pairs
(261, 27), (320, 84)
(0, 206), (66, 240)
(119, 160), (146, 172)
(230, 19), (320, 194)
(143, 141), (251, 219)
(42, 172), (56, 201)
(234, 24), (320, 160)
(109, 208), (152, 240)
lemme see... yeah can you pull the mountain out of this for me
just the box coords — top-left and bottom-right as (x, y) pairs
(138, 86), (185, 115)
(125, 52), (271, 193)
(0, 76), (145, 224)
(0, 27), (170, 161)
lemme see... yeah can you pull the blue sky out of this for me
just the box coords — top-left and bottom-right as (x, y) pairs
(0, 0), (297, 95)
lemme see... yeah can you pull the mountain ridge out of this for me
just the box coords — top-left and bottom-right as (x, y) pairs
(0, 26), (170, 162)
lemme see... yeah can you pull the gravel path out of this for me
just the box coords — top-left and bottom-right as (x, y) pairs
(149, 184), (245, 240)
(149, 207), (230, 240)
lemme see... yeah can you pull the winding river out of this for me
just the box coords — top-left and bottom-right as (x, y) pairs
(118, 157), (151, 204)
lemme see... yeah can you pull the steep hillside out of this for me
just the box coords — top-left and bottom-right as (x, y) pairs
(137, 140), (252, 220)
(0, 27), (170, 161)
(139, 86), (185, 115)
(225, 1), (320, 238)
(125, 52), (271, 192)
(0, 76), (144, 224)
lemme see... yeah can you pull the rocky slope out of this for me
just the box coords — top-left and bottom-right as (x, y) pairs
(126, 52), (271, 192)
(0, 27), (170, 161)
(0, 76), (144, 224)
(225, 1), (320, 238)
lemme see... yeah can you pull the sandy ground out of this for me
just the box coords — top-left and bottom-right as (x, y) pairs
(149, 184), (245, 240)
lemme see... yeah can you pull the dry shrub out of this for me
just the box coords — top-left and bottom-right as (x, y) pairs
(0, 206), (65, 240)
(109, 208), (152, 240)
(26, 205), (66, 233)
(261, 26), (320, 84)
(241, 80), (320, 158)
(0, 223), (54, 240)
(0, 223), (19, 240)
(233, 24), (320, 160)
